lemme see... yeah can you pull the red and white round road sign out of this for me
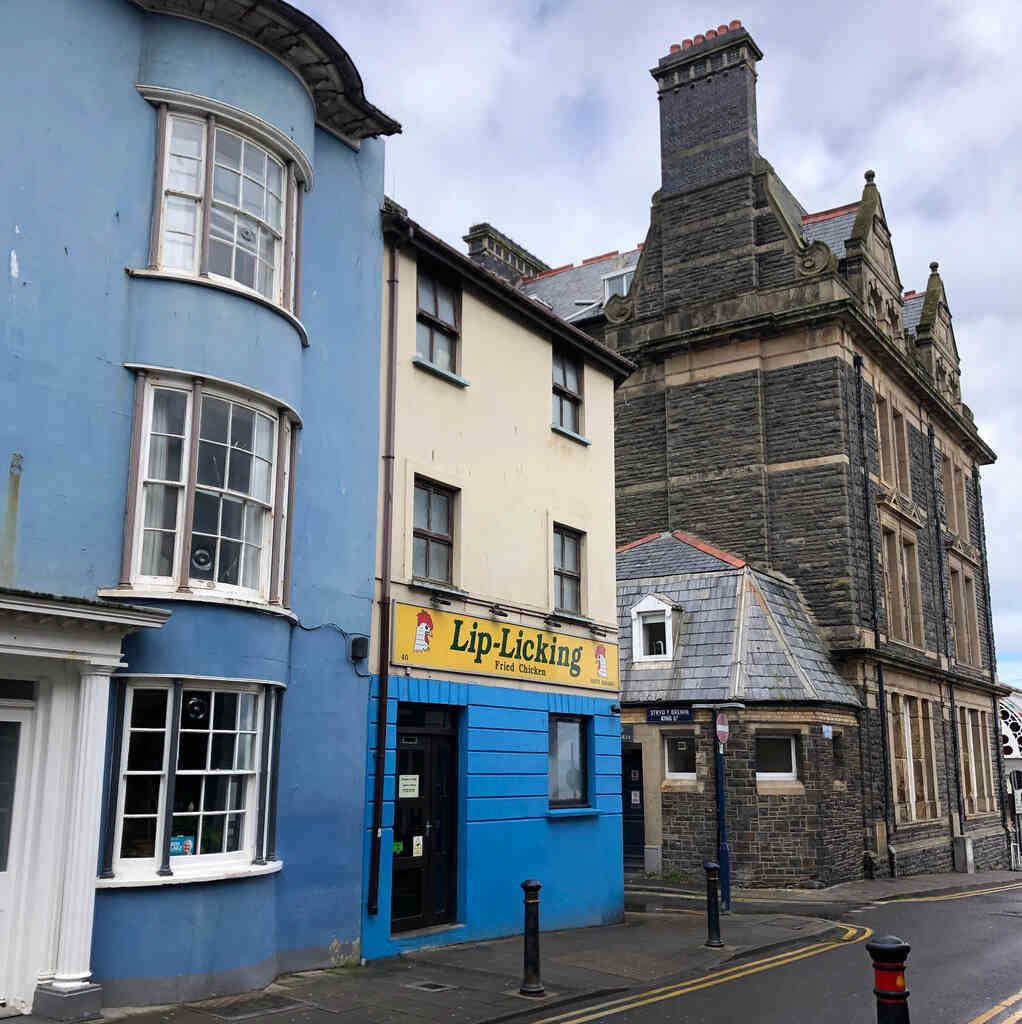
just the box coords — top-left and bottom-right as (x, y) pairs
(715, 713), (730, 745)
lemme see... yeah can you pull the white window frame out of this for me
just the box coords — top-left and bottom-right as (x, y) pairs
(664, 732), (697, 780)
(755, 735), (797, 781)
(112, 681), (269, 881)
(630, 594), (674, 662)
(149, 103), (304, 314)
(129, 373), (292, 604)
(602, 269), (634, 302)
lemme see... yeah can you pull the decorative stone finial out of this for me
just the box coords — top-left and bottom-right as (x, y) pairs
(929, 261), (939, 273)
(864, 169), (876, 184)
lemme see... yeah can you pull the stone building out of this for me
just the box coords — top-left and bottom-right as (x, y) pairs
(472, 20), (1011, 879)
(617, 531), (862, 886)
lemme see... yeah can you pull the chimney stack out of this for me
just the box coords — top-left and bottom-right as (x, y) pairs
(649, 21), (763, 197)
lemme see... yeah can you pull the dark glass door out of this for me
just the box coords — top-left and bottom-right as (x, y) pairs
(391, 721), (457, 933)
(622, 747), (645, 873)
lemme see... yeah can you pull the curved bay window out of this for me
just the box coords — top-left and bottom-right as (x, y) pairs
(102, 680), (284, 881)
(148, 105), (303, 313)
(121, 372), (298, 606)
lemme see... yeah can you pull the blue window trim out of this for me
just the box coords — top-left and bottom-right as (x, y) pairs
(545, 807), (602, 819)
(551, 424), (592, 447)
(412, 355), (470, 388)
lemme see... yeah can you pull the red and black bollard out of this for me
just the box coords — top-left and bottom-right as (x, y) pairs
(520, 879), (544, 996)
(866, 935), (911, 1023)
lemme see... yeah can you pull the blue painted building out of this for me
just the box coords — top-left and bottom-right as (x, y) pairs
(361, 213), (632, 958)
(0, 1), (397, 1015)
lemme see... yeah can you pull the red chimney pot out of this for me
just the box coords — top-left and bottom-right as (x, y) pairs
(682, 38), (693, 48)
(717, 24), (729, 33)
(705, 28), (717, 39)
(694, 33), (705, 43)
(669, 43), (681, 53)
(730, 19), (741, 28)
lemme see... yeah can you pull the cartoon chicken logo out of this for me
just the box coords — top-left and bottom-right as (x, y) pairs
(414, 610), (434, 652)
(595, 644), (608, 679)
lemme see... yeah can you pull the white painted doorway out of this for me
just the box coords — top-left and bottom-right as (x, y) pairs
(0, 707), (32, 1017)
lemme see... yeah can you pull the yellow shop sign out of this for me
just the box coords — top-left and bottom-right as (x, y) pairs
(392, 602), (619, 691)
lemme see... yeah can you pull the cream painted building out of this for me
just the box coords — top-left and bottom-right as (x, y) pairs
(360, 203), (634, 958)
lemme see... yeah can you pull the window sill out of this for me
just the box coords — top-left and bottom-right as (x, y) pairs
(408, 578), (470, 602)
(97, 858), (282, 889)
(756, 779), (804, 796)
(551, 424), (592, 447)
(662, 778), (700, 793)
(125, 267), (309, 347)
(546, 807), (601, 819)
(546, 610), (597, 628)
(412, 355), (470, 388)
(96, 586), (298, 620)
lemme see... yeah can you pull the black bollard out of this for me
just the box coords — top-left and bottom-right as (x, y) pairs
(520, 879), (544, 996)
(865, 935), (911, 1024)
(704, 861), (723, 948)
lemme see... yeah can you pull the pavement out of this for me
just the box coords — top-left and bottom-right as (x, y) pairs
(84, 870), (1021, 1024)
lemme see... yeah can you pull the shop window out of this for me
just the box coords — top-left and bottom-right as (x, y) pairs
(553, 524), (584, 614)
(416, 268), (459, 375)
(755, 736), (797, 780)
(959, 706), (996, 814)
(664, 734), (696, 779)
(110, 681), (281, 879)
(890, 693), (938, 823)
(629, 594), (675, 662)
(548, 714), (589, 807)
(127, 374), (295, 604)
(552, 349), (584, 436)
(412, 477), (456, 585)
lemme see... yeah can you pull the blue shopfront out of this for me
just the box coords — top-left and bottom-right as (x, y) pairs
(361, 676), (624, 959)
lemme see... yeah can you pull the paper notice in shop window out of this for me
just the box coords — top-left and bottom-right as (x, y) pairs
(412, 835), (423, 857)
(398, 774), (419, 798)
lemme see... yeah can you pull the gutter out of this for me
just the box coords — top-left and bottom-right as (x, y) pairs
(367, 220), (406, 915)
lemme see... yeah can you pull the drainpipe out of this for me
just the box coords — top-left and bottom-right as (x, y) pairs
(927, 425), (958, 845)
(853, 354), (894, 875)
(973, 467), (1009, 849)
(367, 216), (408, 915)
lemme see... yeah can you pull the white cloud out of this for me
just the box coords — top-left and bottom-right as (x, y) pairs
(307, 0), (1022, 664)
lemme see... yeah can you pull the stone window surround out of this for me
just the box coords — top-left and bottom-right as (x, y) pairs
(662, 728), (697, 781)
(879, 511), (925, 651)
(955, 688), (1000, 819)
(885, 688), (942, 827)
(746, 721), (806, 796)
(948, 553), (982, 670)
(875, 390), (913, 500)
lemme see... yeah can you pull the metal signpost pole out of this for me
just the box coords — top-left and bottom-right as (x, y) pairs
(714, 709), (731, 912)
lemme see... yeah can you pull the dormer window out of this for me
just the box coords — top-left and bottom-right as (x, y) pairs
(630, 595), (675, 662)
(603, 270), (634, 302)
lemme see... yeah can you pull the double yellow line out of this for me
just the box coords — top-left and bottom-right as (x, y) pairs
(967, 984), (1022, 1024)
(529, 924), (872, 1024)
(877, 881), (1022, 905)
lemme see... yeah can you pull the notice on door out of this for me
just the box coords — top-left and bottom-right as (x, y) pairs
(630, 790), (641, 806)
(398, 774), (420, 799)
(412, 835), (424, 857)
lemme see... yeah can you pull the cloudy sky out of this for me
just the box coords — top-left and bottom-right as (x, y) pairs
(308, 0), (1022, 682)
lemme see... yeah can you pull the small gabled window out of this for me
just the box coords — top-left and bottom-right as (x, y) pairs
(603, 270), (634, 302)
(416, 269), (459, 374)
(552, 349), (583, 435)
(630, 595), (675, 662)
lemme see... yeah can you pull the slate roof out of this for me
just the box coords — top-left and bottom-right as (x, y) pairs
(522, 249), (641, 322)
(616, 533), (859, 707)
(802, 207), (858, 259)
(903, 293), (925, 334)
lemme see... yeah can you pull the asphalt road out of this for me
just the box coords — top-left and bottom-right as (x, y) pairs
(537, 884), (1022, 1024)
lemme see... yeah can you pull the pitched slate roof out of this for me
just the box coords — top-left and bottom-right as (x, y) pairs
(902, 292), (925, 334)
(616, 533), (859, 707)
(522, 248), (641, 321)
(801, 205), (859, 259)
